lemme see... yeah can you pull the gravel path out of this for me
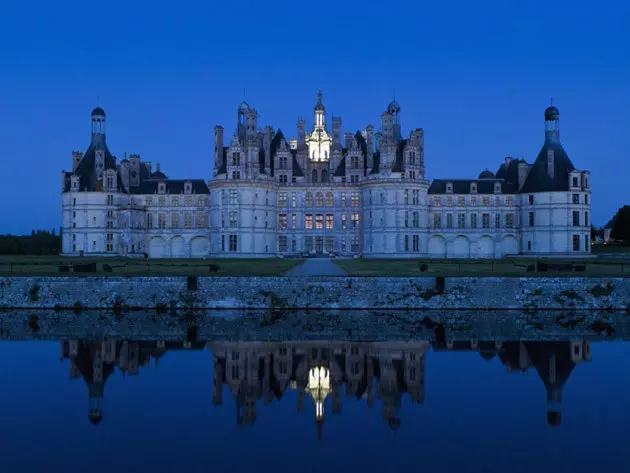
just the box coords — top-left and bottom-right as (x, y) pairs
(285, 258), (347, 276)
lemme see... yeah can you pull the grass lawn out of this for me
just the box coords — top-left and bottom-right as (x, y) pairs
(0, 256), (304, 277)
(333, 257), (630, 277)
(591, 244), (630, 254)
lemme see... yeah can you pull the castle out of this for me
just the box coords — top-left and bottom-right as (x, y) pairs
(61, 92), (591, 258)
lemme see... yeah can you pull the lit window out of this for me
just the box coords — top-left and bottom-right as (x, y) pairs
(326, 214), (334, 229)
(315, 214), (323, 229)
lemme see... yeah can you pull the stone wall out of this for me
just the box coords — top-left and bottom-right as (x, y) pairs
(0, 276), (628, 311)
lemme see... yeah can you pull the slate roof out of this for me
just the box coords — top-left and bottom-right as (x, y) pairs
(495, 158), (526, 185)
(291, 150), (304, 177)
(428, 178), (518, 194)
(520, 138), (575, 193)
(333, 155), (346, 177)
(71, 141), (117, 192)
(66, 137), (209, 195)
(130, 179), (209, 195)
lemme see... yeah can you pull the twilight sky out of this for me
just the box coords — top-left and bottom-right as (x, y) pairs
(1, 0), (628, 234)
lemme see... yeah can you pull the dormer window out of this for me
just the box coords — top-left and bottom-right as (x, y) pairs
(470, 182), (477, 193)
(158, 183), (166, 194)
(494, 183), (501, 193)
(572, 177), (578, 187)
(184, 182), (192, 194)
(446, 183), (453, 193)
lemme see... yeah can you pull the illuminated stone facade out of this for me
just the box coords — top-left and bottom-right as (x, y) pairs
(61, 95), (591, 258)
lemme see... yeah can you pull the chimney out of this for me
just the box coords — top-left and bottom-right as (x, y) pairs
(72, 151), (83, 173)
(365, 125), (374, 171)
(504, 156), (513, 166)
(332, 116), (342, 150)
(213, 125), (224, 172)
(297, 117), (306, 150)
(264, 126), (273, 171)
(344, 132), (353, 149)
(517, 161), (530, 190)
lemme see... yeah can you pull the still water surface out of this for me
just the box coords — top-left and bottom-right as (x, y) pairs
(0, 336), (628, 472)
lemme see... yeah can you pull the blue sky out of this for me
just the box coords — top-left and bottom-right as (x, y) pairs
(1, 0), (628, 233)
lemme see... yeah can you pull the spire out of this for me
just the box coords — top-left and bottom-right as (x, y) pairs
(315, 90), (324, 110)
(314, 90), (325, 129)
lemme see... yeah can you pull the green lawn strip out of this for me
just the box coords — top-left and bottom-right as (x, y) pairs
(332, 258), (630, 277)
(592, 245), (630, 254)
(0, 257), (304, 277)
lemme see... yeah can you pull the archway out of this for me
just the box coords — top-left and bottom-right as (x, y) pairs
(148, 237), (168, 259)
(501, 235), (519, 257)
(452, 236), (470, 258)
(190, 236), (210, 258)
(171, 236), (187, 258)
(428, 235), (446, 258)
(476, 236), (494, 258)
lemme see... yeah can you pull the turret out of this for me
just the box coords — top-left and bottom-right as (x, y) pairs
(90, 107), (106, 147)
(544, 103), (560, 143)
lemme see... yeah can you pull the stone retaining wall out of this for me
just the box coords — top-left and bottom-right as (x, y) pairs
(0, 276), (629, 310)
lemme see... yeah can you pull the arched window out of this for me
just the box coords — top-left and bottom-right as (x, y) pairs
(322, 169), (328, 182)
(312, 169), (318, 182)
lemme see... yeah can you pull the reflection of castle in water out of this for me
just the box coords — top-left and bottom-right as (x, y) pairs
(60, 339), (206, 424)
(60, 338), (591, 432)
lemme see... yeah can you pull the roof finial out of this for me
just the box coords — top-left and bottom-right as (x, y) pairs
(550, 97), (554, 106)
(243, 86), (246, 101)
(393, 87), (396, 101)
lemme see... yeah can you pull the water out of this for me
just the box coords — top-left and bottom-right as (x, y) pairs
(0, 312), (628, 472)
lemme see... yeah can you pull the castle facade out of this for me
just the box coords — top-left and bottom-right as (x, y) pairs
(61, 92), (591, 258)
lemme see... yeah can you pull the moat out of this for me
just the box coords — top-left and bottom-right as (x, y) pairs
(0, 311), (628, 472)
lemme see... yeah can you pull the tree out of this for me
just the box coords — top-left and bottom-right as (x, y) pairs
(610, 206), (630, 244)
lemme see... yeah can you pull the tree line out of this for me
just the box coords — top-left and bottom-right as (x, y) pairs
(609, 205), (630, 245)
(0, 230), (61, 255)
